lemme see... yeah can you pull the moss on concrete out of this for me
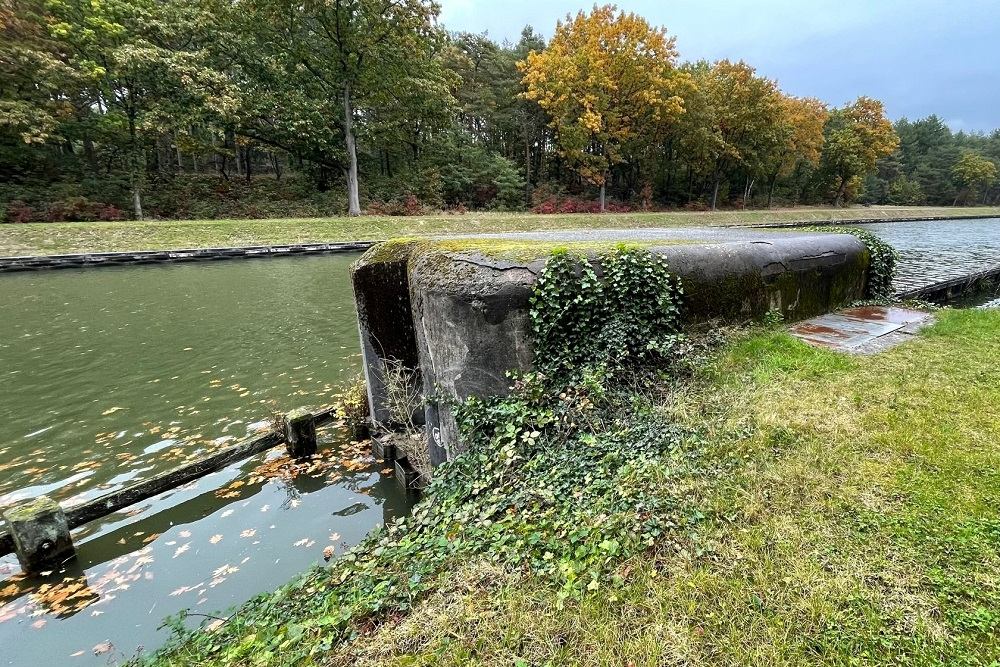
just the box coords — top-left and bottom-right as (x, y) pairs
(3, 496), (60, 522)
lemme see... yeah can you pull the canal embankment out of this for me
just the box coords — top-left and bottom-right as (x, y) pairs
(1, 206), (997, 257)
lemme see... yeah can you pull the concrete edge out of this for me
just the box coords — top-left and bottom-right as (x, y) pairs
(0, 241), (378, 273)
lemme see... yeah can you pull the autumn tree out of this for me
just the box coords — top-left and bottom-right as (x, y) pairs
(763, 95), (827, 207)
(951, 151), (998, 205)
(690, 60), (784, 209)
(820, 96), (899, 206)
(519, 4), (686, 211)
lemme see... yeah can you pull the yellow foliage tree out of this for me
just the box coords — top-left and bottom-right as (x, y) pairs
(518, 4), (686, 210)
(694, 60), (783, 209)
(764, 95), (828, 207)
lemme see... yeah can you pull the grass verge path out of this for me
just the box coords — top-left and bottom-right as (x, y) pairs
(2, 206), (998, 256)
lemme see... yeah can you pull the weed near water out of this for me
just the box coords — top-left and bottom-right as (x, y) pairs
(141, 245), (1000, 666)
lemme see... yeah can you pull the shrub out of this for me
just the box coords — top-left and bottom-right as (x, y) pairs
(335, 375), (370, 441)
(3, 200), (35, 223)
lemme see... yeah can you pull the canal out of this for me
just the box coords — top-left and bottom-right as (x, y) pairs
(856, 217), (1000, 295)
(0, 254), (414, 664)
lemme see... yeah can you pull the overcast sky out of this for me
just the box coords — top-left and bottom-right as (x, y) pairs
(437, 0), (999, 133)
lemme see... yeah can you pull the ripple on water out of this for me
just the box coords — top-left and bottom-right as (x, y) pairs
(0, 255), (416, 665)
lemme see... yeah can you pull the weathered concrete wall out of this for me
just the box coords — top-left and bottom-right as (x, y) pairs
(352, 232), (869, 468)
(351, 243), (423, 426)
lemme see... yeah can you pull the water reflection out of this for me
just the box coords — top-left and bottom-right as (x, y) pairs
(0, 256), (416, 664)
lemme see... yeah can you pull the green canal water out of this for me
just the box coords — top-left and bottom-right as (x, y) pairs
(0, 255), (414, 664)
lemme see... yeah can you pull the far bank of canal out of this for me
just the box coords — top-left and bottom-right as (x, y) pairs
(0, 254), (414, 664)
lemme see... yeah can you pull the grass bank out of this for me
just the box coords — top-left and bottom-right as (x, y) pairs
(145, 307), (1000, 666)
(2, 205), (998, 256)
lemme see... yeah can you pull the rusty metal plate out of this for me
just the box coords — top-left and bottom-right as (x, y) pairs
(789, 307), (932, 352)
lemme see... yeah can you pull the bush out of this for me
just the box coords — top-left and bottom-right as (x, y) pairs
(335, 375), (370, 441)
(1, 197), (125, 223)
(531, 194), (633, 214)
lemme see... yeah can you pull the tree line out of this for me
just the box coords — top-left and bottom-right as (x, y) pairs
(2, 0), (998, 221)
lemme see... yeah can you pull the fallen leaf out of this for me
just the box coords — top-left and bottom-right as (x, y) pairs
(31, 619), (46, 629)
(240, 529), (256, 539)
(323, 546), (334, 561)
(93, 642), (112, 655)
(101, 407), (124, 416)
(209, 534), (223, 545)
(173, 543), (190, 558)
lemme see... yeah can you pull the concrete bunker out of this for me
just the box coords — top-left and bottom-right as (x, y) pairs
(351, 231), (869, 481)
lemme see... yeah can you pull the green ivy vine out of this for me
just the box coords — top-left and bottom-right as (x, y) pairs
(529, 245), (684, 377)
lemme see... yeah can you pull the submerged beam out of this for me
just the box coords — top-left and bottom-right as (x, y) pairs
(0, 407), (337, 561)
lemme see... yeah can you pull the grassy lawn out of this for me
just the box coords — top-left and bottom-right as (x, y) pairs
(327, 309), (1000, 666)
(2, 205), (998, 256)
(145, 308), (1000, 666)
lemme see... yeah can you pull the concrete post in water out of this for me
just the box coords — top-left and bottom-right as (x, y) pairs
(372, 434), (398, 462)
(3, 496), (75, 574)
(283, 408), (317, 458)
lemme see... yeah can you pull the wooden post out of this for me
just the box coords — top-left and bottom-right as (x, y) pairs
(283, 408), (317, 459)
(2, 497), (75, 574)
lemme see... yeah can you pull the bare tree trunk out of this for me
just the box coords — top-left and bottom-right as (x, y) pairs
(524, 135), (532, 206)
(128, 111), (144, 220)
(83, 136), (98, 172)
(710, 172), (721, 211)
(834, 176), (849, 207)
(344, 84), (361, 216)
(599, 180), (606, 212)
(132, 187), (143, 220)
(766, 171), (778, 208)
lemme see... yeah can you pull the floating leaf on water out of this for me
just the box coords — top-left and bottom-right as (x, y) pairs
(101, 407), (124, 416)
(93, 642), (112, 655)
(209, 534), (223, 544)
(173, 543), (190, 558)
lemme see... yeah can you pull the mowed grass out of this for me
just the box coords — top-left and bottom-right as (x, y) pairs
(2, 205), (999, 256)
(330, 309), (1000, 666)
